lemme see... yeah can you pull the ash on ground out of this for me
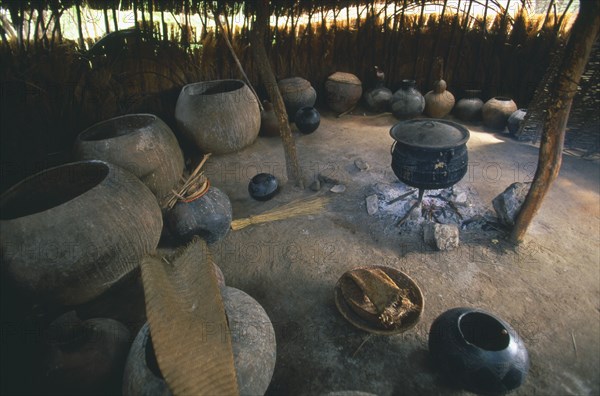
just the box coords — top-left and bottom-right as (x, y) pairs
(370, 181), (499, 232)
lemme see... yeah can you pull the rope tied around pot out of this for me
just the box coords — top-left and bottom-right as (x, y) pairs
(163, 154), (211, 210)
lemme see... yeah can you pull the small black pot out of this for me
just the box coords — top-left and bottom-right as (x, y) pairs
(248, 173), (279, 201)
(294, 107), (320, 134)
(429, 307), (530, 394)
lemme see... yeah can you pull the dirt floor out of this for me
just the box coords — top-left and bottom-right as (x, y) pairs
(203, 110), (599, 396)
(1, 110), (599, 395)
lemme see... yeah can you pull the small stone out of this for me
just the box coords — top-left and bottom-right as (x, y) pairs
(354, 158), (370, 171)
(365, 194), (379, 215)
(309, 179), (321, 192)
(454, 192), (468, 205)
(492, 182), (530, 226)
(330, 184), (346, 193)
(423, 222), (460, 251)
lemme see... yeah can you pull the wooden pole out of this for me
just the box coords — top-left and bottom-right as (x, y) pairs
(510, 1), (600, 243)
(251, 0), (305, 188)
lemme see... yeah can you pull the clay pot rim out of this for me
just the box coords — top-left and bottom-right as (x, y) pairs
(77, 113), (159, 142)
(0, 160), (111, 220)
(182, 79), (246, 96)
(327, 72), (362, 85)
(457, 311), (511, 351)
(493, 96), (514, 102)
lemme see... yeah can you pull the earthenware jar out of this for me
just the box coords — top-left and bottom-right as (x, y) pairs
(364, 86), (393, 113)
(325, 72), (363, 113)
(429, 307), (529, 394)
(74, 114), (184, 202)
(260, 100), (280, 137)
(424, 79), (455, 118)
(40, 311), (131, 395)
(0, 160), (162, 305)
(482, 97), (518, 130)
(391, 80), (425, 119)
(123, 287), (276, 396)
(165, 183), (232, 244)
(507, 108), (527, 136)
(175, 79), (260, 154)
(294, 107), (320, 134)
(278, 77), (317, 119)
(454, 90), (484, 122)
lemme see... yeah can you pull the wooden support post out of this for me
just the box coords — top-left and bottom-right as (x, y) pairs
(251, 0), (305, 188)
(510, 1), (600, 243)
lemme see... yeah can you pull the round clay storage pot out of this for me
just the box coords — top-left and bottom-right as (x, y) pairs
(40, 311), (131, 395)
(0, 160), (163, 305)
(278, 77), (317, 119)
(165, 185), (232, 244)
(123, 286), (276, 396)
(364, 86), (393, 113)
(507, 108), (528, 136)
(482, 97), (518, 130)
(391, 79), (425, 119)
(429, 307), (530, 394)
(424, 79), (455, 118)
(74, 114), (184, 202)
(325, 72), (363, 113)
(175, 79), (260, 154)
(260, 101), (280, 137)
(294, 107), (320, 134)
(454, 89), (484, 122)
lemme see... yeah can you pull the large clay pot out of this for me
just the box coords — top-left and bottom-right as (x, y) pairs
(429, 307), (529, 394)
(123, 286), (276, 396)
(40, 311), (131, 395)
(74, 114), (184, 202)
(0, 160), (163, 305)
(260, 101), (280, 137)
(325, 72), (363, 113)
(454, 89), (484, 122)
(278, 77), (317, 119)
(175, 79), (260, 154)
(424, 79), (455, 118)
(165, 185), (232, 244)
(391, 79), (425, 119)
(507, 108), (527, 136)
(482, 97), (518, 130)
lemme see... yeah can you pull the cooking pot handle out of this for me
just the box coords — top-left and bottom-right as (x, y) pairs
(390, 141), (397, 155)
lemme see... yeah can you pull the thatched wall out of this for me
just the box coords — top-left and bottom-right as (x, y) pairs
(0, 1), (577, 191)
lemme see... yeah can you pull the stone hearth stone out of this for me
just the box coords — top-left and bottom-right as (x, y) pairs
(423, 222), (460, 251)
(365, 194), (379, 215)
(492, 182), (530, 226)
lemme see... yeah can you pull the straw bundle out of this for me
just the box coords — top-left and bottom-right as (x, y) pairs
(231, 195), (329, 230)
(163, 154), (211, 209)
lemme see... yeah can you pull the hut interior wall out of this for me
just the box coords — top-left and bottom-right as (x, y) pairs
(0, 1), (580, 192)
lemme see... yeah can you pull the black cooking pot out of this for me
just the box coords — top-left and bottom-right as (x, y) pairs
(390, 119), (469, 190)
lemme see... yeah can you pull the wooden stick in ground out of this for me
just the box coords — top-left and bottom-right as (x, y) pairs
(211, 6), (263, 112)
(251, 0), (305, 189)
(510, 1), (600, 243)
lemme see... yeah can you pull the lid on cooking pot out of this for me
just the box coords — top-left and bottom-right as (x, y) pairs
(389, 119), (469, 149)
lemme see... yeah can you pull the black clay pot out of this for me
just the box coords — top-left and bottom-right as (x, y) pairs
(429, 307), (530, 394)
(390, 120), (469, 190)
(248, 173), (279, 201)
(454, 89), (484, 122)
(391, 79), (425, 119)
(165, 185), (232, 244)
(294, 107), (320, 134)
